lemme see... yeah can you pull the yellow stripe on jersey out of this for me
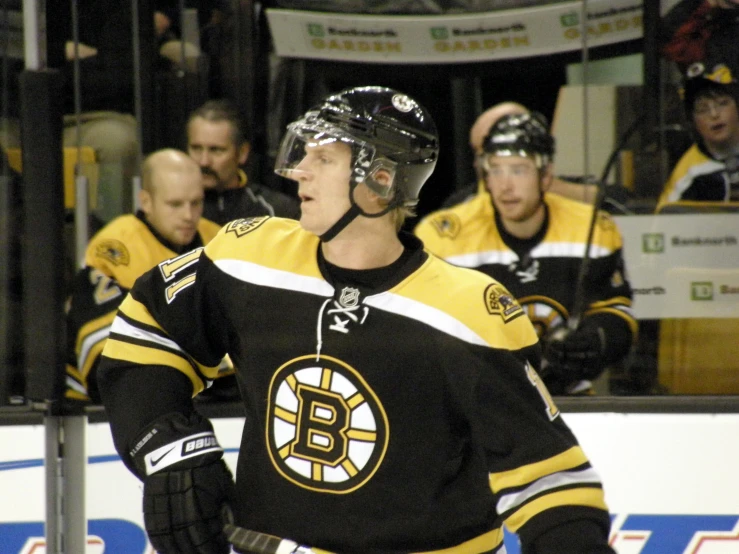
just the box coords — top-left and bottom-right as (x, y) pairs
(417, 191), (622, 258)
(205, 217), (535, 351)
(585, 306), (638, 336)
(110, 295), (223, 390)
(206, 218), (324, 281)
(75, 310), (117, 352)
(103, 337), (207, 395)
(503, 487), (609, 533)
(118, 295), (165, 329)
(589, 296), (632, 309)
(518, 294), (569, 318)
(489, 446), (589, 493)
(65, 364), (91, 401)
(80, 339), (107, 382)
(375, 256), (538, 351)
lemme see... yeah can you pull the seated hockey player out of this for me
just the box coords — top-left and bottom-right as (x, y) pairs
(65, 148), (222, 403)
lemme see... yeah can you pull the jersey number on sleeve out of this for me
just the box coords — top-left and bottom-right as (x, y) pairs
(525, 361), (560, 421)
(158, 248), (203, 304)
(90, 269), (123, 305)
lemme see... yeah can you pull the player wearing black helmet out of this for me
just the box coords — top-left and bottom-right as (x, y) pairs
(657, 62), (739, 210)
(275, 86), (439, 240)
(98, 88), (615, 553)
(416, 112), (637, 396)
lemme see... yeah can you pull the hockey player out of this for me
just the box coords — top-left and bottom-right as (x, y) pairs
(415, 112), (637, 395)
(656, 62), (739, 211)
(98, 87), (616, 553)
(443, 102), (597, 209)
(187, 98), (301, 224)
(65, 149), (222, 403)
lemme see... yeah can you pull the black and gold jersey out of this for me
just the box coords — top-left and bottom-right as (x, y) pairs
(100, 216), (611, 553)
(65, 212), (221, 402)
(656, 143), (739, 211)
(415, 191), (637, 382)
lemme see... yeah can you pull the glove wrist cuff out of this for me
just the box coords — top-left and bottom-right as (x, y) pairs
(128, 412), (223, 479)
(141, 431), (222, 476)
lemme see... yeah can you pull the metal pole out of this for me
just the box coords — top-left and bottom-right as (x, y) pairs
(580, 0), (590, 191)
(71, 0), (89, 266)
(22, 0), (87, 551)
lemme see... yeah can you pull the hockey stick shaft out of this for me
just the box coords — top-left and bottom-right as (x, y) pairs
(224, 523), (322, 554)
(568, 114), (644, 330)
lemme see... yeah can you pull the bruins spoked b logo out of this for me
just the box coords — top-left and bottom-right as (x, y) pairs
(266, 355), (389, 494)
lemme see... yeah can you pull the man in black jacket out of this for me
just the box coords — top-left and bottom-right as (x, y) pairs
(186, 99), (300, 225)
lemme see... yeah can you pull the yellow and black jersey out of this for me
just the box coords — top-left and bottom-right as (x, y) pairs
(656, 143), (739, 212)
(65, 212), (221, 402)
(100, 216), (611, 553)
(415, 191), (637, 378)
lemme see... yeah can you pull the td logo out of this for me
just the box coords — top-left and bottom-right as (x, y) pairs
(430, 27), (448, 39)
(307, 24), (324, 37)
(560, 12), (579, 27)
(691, 281), (714, 301)
(642, 233), (665, 253)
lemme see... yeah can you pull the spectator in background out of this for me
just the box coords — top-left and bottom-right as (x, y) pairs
(187, 99), (301, 225)
(656, 62), (739, 211)
(443, 101), (598, 208)
(65, 149), (222, 404)
(415, 113), (637, 395)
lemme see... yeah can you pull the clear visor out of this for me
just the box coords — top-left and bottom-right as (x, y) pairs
(274, 117), (372, 182)
(274, 116), (398, 199)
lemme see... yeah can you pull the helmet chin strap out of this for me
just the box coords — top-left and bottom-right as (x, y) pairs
(318, 190), (398, 242)
(319, 203), (362, 242)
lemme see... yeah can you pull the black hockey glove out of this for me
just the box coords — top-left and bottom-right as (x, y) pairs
(129, 412), (236, 554)
(542, 324), (606, 385)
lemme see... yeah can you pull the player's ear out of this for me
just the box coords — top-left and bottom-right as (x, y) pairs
(540, 164), (554, 192)
(139, 189), (152, 214)
(238, 142), (250, 165)
(372, 168), (392, 189)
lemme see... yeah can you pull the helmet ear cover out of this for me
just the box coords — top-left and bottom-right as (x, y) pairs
(362, 157), (397, 200)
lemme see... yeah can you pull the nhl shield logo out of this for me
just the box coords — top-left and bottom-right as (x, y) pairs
(339, 286), (360, 308)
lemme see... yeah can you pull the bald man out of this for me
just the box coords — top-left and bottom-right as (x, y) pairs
(443, 101), (596, 208)
(65, 149), (222, 403)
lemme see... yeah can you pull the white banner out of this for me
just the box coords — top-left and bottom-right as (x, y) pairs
(266, 0), (643, 64)
(613, 214), (739, 319)
(3, 414), (739, 554)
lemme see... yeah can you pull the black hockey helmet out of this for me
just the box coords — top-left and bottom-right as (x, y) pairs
(481, 112), (555, 170)
(276, 86), (439, 208)
(682, 62), (738, 116)
(275, 86), (439, 241)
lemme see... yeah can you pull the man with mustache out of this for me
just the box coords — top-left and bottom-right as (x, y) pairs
(65, 149), (222, 403)
(186, 99), (300, 225)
